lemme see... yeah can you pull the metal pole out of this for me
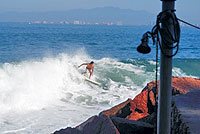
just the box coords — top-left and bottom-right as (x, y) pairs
(157, 0), (175, 134)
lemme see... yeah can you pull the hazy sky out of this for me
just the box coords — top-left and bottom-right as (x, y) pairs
(0, 0), (199, 23)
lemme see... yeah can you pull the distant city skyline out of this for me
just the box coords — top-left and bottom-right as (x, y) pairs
(0, 0), (199, 24)
(0, 7), (155, 25)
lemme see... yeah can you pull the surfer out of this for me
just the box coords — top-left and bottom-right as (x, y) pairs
(78, 61), (94, 79)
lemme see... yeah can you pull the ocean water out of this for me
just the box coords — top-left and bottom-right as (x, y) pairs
(0, 23), (199, 133)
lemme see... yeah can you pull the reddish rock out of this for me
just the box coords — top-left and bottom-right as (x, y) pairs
(128, 77), (200, 121)
(142, 77), (200, 95)
(102, 77), (200, 121)
(172, 77), (200, 94)
(102, 99), (132, 117)
(127, 111), (149, 121)
(127, 84), (156, 120)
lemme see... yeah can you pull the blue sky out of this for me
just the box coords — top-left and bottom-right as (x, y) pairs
(0, 0), (199, 23)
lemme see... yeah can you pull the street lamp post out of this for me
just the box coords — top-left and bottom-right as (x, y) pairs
(157, 0), (176, 134)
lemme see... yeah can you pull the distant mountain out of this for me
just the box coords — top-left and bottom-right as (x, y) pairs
(0, 7), (155, 25)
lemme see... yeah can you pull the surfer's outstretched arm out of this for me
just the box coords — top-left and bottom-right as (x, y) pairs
(78, 63), (88, 68)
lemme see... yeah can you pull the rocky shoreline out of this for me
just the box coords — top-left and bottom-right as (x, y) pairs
(54, 77), (200, 134)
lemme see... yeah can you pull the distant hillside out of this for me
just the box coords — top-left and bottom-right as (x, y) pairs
(0, 7), (155, 25)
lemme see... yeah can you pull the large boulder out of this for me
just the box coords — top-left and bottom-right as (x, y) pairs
(54, 115), (120, 134)
(102, 77), (200, 121)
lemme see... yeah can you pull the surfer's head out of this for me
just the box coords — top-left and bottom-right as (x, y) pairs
(90, 61), (94, 64)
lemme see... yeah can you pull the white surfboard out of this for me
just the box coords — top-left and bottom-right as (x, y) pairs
(84, 76), (101, 86)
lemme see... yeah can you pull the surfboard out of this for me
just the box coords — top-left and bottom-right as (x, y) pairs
(84, 76), (101, 86)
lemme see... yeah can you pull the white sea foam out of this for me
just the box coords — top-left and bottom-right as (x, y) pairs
(148, 60), (157, 65)
(172, 67), (187, 77)
(0, 50), (90, 114)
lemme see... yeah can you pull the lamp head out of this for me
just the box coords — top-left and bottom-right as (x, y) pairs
(137, 33), (151, 54)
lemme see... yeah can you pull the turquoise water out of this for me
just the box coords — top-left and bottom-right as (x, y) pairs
(0, 23), (199, 133)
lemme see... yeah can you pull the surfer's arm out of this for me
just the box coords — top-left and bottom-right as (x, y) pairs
(78, 63), (87, 68)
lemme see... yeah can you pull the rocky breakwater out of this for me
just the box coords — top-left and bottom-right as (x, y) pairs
(54, 77), (200, 134)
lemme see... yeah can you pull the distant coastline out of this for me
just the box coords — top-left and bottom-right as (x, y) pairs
(0, 7), (155, 26)
(0, 21), (198, 27)
(28, 20), (124, 26)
